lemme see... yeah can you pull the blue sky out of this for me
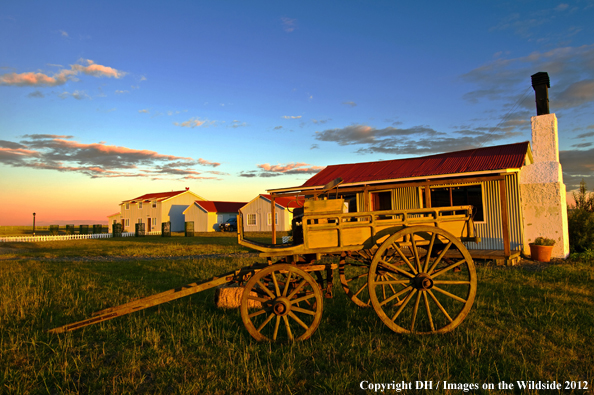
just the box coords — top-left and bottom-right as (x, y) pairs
(1, 1), (594, 225)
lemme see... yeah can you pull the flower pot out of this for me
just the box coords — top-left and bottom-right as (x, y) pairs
(529, 244), (554, 262)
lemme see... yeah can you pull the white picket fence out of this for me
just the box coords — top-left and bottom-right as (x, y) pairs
(0, 231), (162, 243)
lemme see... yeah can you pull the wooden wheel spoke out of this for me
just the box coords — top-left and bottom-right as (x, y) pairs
(271, 274), (281, 296)
(273, 315), (281, 341)
(256, 280), (275, 299)
(282, 315), (293, 341)
(411, 236), (422, 273)
(287, 279), (307, 299)
(379, 285), (413, 307)
(423, 292), (435, 332)
(433, 280), (471, 285)
(353, 282), (368, 298)
(432, 286), (467, 303)
(248, 307), (271, 319)
(288, 311), (310, 330)
(375, 279), (409, 285)
(290, 305), (316, 316)
(427, 241), (453, 274)
(346, 272), (368, 282)
(248, 295), (270, 303)
(431, 259), (466, 279)
(427, 290), (453, 322)
(290, 293), (315, 304)
(392, 244), (418, 274)
(390, 289), (418, 322)
(410, 290), (422, 332)
(256, 313), (275, 332)
(282, 271), (292, 297)
(379, 259), (416, 278)
(424, 233), (437, 273)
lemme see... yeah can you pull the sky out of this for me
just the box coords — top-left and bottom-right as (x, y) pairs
(1, 1), (594, 225)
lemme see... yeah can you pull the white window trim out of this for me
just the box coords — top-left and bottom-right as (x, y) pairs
(247, 213), (257, 226)
(125, 203), (130, 210)
(267, 212), (278, 225)
(139, 202), (143, 209)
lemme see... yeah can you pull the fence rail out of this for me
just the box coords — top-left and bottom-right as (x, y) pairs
(0, 231), (162, 243)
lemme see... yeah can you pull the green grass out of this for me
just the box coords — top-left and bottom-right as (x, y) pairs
(1, 239), (592, 394)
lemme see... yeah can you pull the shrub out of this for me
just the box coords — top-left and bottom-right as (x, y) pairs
(532, 237), (555, 246)
(567, 208), (594, 253)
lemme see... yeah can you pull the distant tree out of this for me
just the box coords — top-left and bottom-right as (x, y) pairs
(571, 179), (594, 212)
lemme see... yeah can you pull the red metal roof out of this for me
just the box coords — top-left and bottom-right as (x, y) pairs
(261, 194), (305, 208)
(121, 190), (188, 203)
(195, 201), (247, 213)
(302, 142), (530, 188)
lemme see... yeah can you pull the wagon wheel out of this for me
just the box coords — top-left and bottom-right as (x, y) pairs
(368, 226), (477, 334)
(241, 264), (323, 341)
(339, 249), (377, 308)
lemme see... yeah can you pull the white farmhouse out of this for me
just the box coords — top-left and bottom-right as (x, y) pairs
(240, 194), (304, 232)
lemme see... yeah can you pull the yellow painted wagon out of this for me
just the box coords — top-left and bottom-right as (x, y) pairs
(50, 178), (480, 341)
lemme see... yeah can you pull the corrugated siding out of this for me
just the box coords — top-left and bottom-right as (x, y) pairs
(463, 173), (522, 251)
(354, 176), (523, 251)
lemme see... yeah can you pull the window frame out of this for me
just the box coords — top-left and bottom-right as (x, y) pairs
(425, 183), (486, 223)
(247, 213), (257, 226)
(267, 212), (278, 226)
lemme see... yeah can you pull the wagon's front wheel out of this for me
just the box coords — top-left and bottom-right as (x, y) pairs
(241, 264), (323, 341)
(368, 226), (477, 334)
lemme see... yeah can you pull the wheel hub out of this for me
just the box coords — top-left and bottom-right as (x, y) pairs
(413, 273), (434, 290)
(273, 298), (290, 316)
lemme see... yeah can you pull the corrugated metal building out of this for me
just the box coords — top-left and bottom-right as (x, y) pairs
(268, 142), (534, 261)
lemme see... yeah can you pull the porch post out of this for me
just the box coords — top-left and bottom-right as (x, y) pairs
(271, 196), (276, 244)
(499, 177), (511, 257)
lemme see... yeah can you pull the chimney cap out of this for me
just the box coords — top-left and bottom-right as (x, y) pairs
(531, 72), (550, 88)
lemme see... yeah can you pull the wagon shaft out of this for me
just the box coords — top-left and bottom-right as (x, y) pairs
(48, 266), (258, 334)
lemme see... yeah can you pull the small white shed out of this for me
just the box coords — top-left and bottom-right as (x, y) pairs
(183, 201), (246, 232)
(240, 194), (304, 232)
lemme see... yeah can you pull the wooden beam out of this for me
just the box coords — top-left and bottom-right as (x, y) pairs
(498, 178), (511, 257)
(271, 196), (276, 244)
(424, 185), (431, 208)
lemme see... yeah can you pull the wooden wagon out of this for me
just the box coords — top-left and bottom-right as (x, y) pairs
(50, 179), (480, 341)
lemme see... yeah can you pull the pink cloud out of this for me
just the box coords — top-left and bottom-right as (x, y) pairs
(0, 59), (125, 87)
(257, 162), (324, 174)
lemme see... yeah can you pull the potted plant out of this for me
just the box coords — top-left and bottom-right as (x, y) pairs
(529, 237), (556, 262)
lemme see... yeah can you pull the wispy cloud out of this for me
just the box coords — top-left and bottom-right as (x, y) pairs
(115, 90), (129, 94)
(461, 44), (594, 111)
(282, 115), (302, 119)
(314, 123), (523, 156)
(58, 90), (90, 100)
(27, 90), (44, 98)
(230, 120), (247, 128)
(342, 101), (357, 107)
(281, 17), (297, 33)
(59, 30), (69, 38)
(0, 135), (221, 179)
(174, 117), (215, 128)
(0, 59), (126, 87)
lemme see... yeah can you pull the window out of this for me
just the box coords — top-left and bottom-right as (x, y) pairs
(139, 202), (143, 209)
(152, 201), (157, 209)
(138, 218), (143, 223)
(125, 219), (130, 226)
(267, 212), (278, 225)
(371, 191), (392, 211)
(153, 218), (157, 226)
(125, 203), (130, 210)
(247, 214), (257, 226)
(429, 185), (484, 221)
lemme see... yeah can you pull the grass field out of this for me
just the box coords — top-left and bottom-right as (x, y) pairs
(1, 236), (593, 394)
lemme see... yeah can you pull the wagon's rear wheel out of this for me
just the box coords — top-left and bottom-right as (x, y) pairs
(241, 264), (323, 341)
(368, 226), (477, 334)
(339, 249), (376, 308)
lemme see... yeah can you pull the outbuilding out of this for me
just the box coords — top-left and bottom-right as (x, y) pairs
(183, 201), (247, 232)
(240, 194), (304, 232)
